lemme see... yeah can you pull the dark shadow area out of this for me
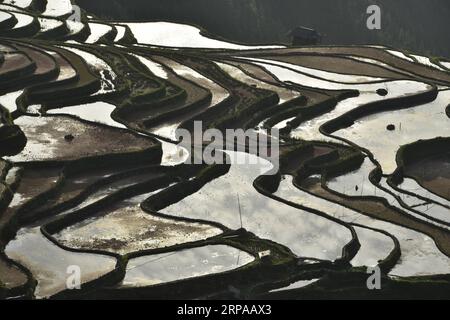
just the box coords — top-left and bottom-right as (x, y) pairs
(76, 0), (450, 57)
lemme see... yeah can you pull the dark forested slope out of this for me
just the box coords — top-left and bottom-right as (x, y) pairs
(75, 0), (450, 57)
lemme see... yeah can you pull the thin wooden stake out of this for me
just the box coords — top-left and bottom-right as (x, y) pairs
(237, 193), (243, 229)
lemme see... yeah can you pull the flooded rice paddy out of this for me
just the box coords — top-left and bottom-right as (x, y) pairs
(0, 1), (450, 299)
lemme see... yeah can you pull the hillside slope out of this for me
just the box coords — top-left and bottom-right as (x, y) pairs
(76, 0), (450, 57)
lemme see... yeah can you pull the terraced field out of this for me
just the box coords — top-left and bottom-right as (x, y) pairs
(0, 0), (449, 300)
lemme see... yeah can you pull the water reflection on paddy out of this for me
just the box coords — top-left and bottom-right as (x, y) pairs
(85, 23), (112, 44)
(0, 90), (23, 113)
(335, 90), (450, 175)
(411, 54), (445, 71)
(160, 140), (189, 166)
(386, 50), (414, 62)
(62, 46), (117, 95)
(399, 177), (450, 208)
(2, 0), (32, 8)
(156, 56), (229, 107)
(163, 152), (352, 260)
(55, 192), (222, 255)
(275, 175), (393, 267)
(216, 61), (300, 104)
(242, 57), (386, 84)
(38, 17), (63, 33)
(290, 81), (430, 142)
(327, 157), (449, 228)
(125, 21), (283, 49)
(114, 25), (126, 42)
(269, 279), (319, 293)
(121, 245), (254, 288)
(131, 53), (169, 79)
(11, 12), (33, 29)
(136, 55), (230, 141)
(327, 160), (450, 276)
(47, 101), (125, 129)
(5, 227), (116, 298)
(351, 226), (394, 267)
(66, 20), (84, 37)
(0, 12), (10, 24)
(43, 0), (73, 17)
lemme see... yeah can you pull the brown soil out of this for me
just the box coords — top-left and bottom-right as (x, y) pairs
(0, 52), (33, 76)
(281, 145), (334, 174)
(31, 166), (164, 219)
(14, 44), (56, 76)
(0, 256), (27, 290)
(11, 168), (62, 208)
(55, 199), (220, 254)
(11, 115), (157, 163)
(238, 46), (450, 85)
(47, 50), (77, 82)
(30, 46), (99, 100)
(227, 60), (283, 85)
(406, 153), (450, 201)
(263, 55), (407, 80)
(0, 167), (61, 246)
(227, 60), (343, 104)
(0, 160), (7, 179)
